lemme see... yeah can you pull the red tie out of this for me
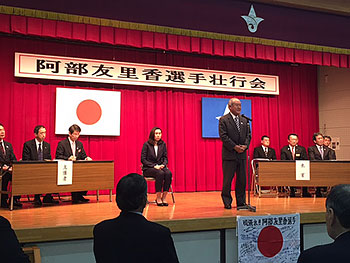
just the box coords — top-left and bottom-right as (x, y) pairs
(292, 147), (295, 160)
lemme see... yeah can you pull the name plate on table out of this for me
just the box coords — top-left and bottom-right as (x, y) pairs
(57, 160), (73, 185)
(295, 160), (310, 180)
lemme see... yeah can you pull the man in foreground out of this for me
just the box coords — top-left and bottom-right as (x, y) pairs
(298, 184), (350, 262)
(93, 173), (179, 263)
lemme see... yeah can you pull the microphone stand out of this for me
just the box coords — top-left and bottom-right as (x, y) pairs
(237, 115), (256, 212)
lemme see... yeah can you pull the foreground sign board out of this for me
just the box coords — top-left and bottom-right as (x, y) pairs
(15, 53), (279, 95)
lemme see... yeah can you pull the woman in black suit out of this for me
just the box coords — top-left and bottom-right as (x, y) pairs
(141, 127), (172, 206)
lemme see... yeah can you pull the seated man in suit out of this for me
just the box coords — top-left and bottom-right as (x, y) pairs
(93, 173), (179, 263)
(0, 123), (22, 208)
(308, 132), (334, 197)
(298, 184), (350, 263)
(0, 216), (30, 263)
(253, 135), (277, 160)
(55, 124), (92, 204)
(22, 125), (58, 206)
(280, 133), (311, 197)
(323, 135), (336, 160)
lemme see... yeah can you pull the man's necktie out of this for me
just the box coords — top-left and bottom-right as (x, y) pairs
(320, 147), (324, 160)
(0, 142), (5, 156)
(292, 147), (295, 160)
(234, 116), (240, 132)
(38, 143), (43, 160)
(264, 148), (268, 157)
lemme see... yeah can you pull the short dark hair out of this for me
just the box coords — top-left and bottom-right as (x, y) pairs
(324, 135), (332, 141)
(288, 133), (298, 140)
(261, 135), (270, 140)
(0, 123), (4, 128)
(34, 125), (45, 134)
(313, 132), (323, 141)
(326, 184), (350, 228)
(116, 173), (147, 212)
(148, 127), (162, 146)
(69, 124), (81, 134)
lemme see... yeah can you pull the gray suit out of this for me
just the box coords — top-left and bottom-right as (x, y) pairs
(219, 113), (251, 206)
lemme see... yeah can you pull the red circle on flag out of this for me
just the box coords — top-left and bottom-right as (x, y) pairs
(257, 225), (283, 258)
(76, 99), (102, 125)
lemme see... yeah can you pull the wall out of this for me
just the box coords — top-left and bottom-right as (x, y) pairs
(318, 66), (350, 160)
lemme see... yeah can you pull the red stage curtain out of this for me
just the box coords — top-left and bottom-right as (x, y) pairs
(0, 35), (318, 193)
(0, 14), (348, 68)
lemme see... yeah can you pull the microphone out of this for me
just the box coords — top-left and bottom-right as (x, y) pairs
(241, 114), (252, 121)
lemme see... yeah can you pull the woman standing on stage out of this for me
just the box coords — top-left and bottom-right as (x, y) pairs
(141, 127), (172, 206)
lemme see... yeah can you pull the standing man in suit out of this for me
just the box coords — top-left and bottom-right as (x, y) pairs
(22, 125), (57, 206)
(219, 98), (251, 210)
(297, 184), (350, 263)
(323, 135), (336, 160)
(93, 173), (179, 263)
(280, 133), (310, 197)
(0, 123), (22, 208)
(55, 124), (92, 203)
(253, 135), (277, 160)
(308, 132), (334, 197)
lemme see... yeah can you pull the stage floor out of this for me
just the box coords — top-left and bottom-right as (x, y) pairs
(0, 192), (327, 243)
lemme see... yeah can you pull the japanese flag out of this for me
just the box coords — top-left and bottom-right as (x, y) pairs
(55, 87), (121, 136)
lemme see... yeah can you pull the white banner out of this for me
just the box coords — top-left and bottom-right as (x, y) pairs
(237, 213), (300, 263)
(15, 53), (279, 95)
(57, 160), (73, 185)
(295, 160), (310, 180)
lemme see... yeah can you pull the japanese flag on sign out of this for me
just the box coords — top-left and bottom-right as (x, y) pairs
(237, 213), (300, 263)
(55, 87), (121, 136)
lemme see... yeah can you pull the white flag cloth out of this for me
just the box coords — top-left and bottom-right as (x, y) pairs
(55, 87), (121, 136)
(237, 213), (300, 263)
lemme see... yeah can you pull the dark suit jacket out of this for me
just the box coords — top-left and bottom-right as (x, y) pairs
(22, 139), (51, 160)
(219, 113), (251, 160)
(280, 145), (308, 160)
(0, 216), (30, 263)
(253, 146), (277, 160)
(55, 138), (87, 160)
(93, 212), (179, 263)
(141, 140), (168, 171)
(308, 145), (333, 160)
(0, 140), (17, 166)
(298, 231), (350, 263)
(328, 147), (336, 160)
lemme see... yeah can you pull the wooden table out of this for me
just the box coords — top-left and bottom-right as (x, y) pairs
(8, 160), (114, 210)
(257, 160), (350, 187)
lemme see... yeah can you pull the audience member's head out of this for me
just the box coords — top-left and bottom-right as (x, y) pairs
(116, 173), (147, 213)
(325, 184), (350, 239)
